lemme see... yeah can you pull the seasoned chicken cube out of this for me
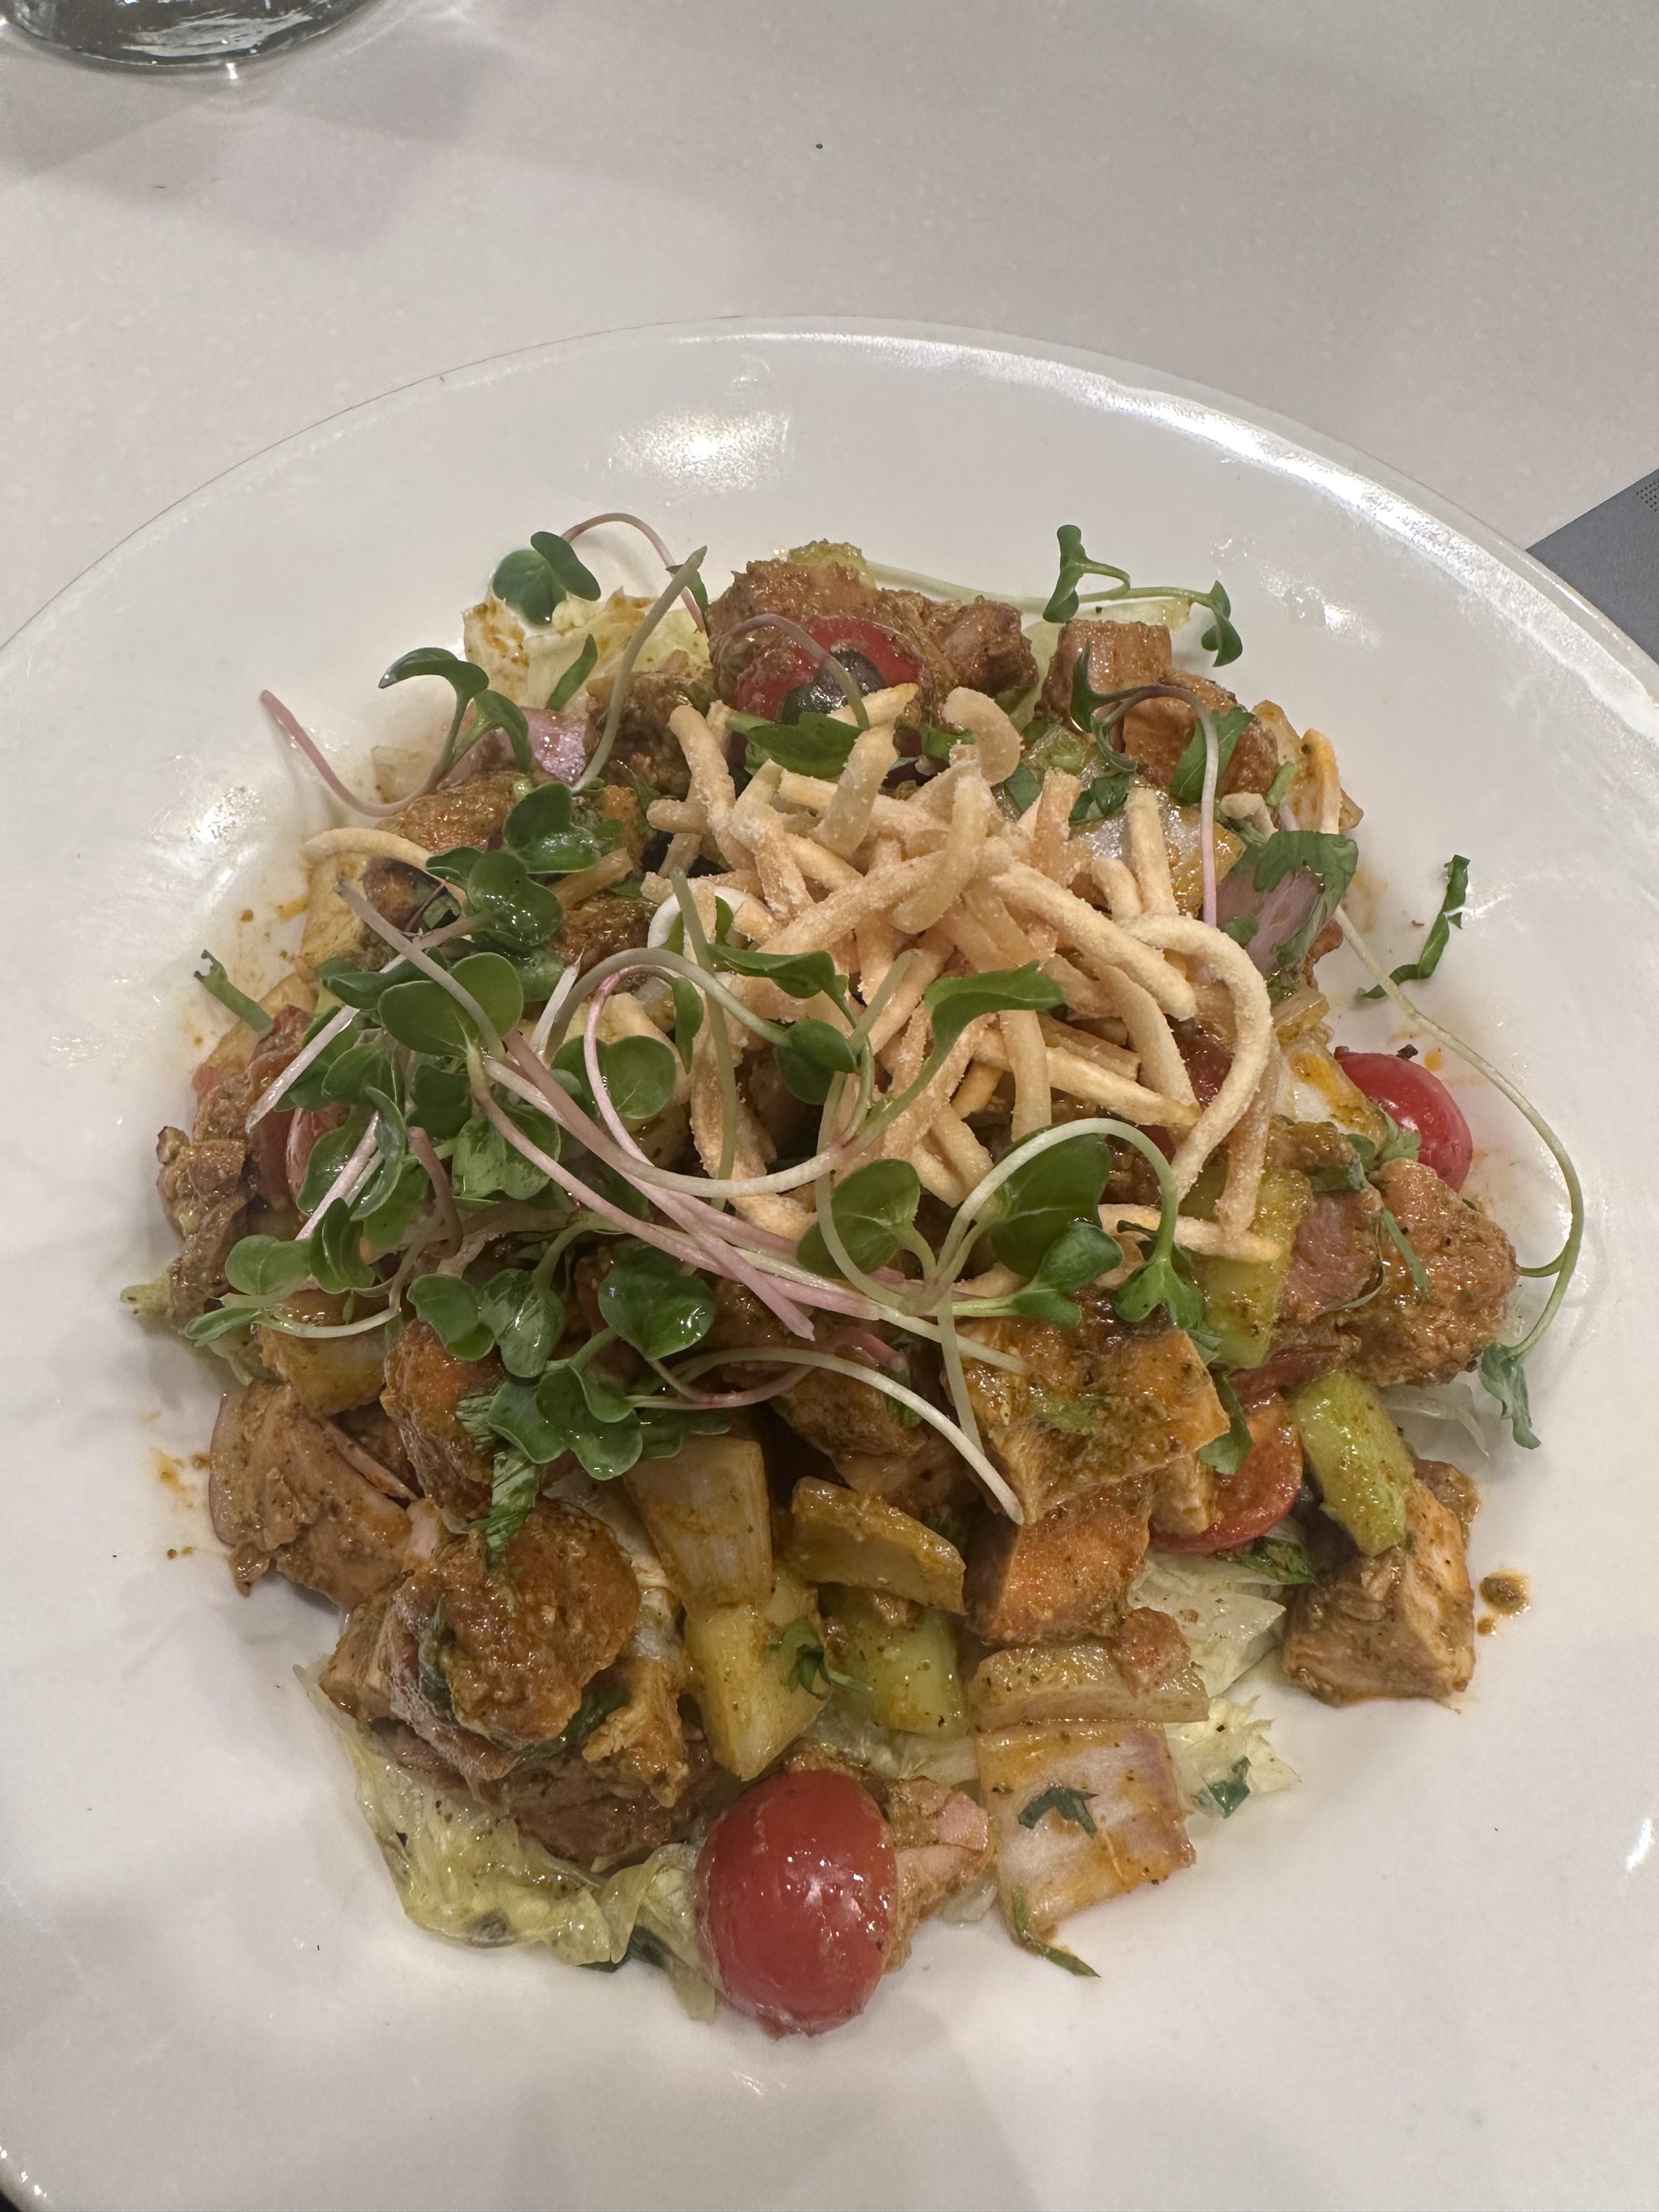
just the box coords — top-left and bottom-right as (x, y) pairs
(1280, 1470), (1476, 1703)
(963, 1309), (1228, 1521)
(881, 1777), (993, 1969)
(1038, 617), (1278, 795)
(380, 1318), (508, 1522)
(209, 1381), (414, 1609)
(977, 1719), (1194, 1939)
(966, 1481), (1152, 1645)
(1340, 1161), (1518, 1388)
(256, 1290), (386, 1416)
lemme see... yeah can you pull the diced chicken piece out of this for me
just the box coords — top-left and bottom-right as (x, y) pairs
(1280, 1473), (1476, 1703)
(487, 1726), (716, 1873)
(963, 1306), (1228, 1521)
(387, 1503), (641, 1765)
(914, 596), (1038, 700)
(578, 1651), (694, 1808)
(971, 1622), (1208, 1730)
(966, 1481), (1152, 1645)
(359, 771), (527, 931)
(881, 1777), (994, 1969)
(256, 1290), (386, 1416)
(320, 1585), (399, 1723)
(785, 1479), (966, 1611)
(1038, 618), (1279, 795)
(209, 1382), (415, 1609)
(1146, 1450), (1218, 1539)
(380, 1319), (509, 1522)
(1339, 1161), (1518, 1387)
(709, 559), (1035, 722)
(977, 1719), (1194, 1938)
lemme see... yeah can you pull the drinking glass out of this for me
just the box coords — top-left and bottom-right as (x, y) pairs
(4, 0), (379, 68)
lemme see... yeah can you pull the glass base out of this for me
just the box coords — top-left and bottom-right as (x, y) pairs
(3, 0), (377, 68)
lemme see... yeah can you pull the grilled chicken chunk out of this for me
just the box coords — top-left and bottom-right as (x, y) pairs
(1280, 1468), (1476, 1703)
(209, 1381), (415, 1609)
(380, 1319), (509, 1522)
(1038, 617), (1278, 796)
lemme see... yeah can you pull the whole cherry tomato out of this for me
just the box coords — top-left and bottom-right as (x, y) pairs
(731, 615), (924, 724)
(1335, 1049), (1473, 1188)
(1159, 1396), (1304, 1553)
(696, 1768), (895, 2034)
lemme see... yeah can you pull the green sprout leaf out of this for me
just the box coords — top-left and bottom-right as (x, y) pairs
(1018, 1785), (1098, 1837)
(195, 953), (272, 1037)
(597, 1034), (678, 1123)
(491, 532), (601, 625)
(797, 1159), (922, 1280)
(450, 1111), (554, 1205)
(924, 966), (1065, 1058)
(990, 1137), (1112, 1278)
(378, 953), (525, 1056)
(1217, 1535), (1318, 1583)
(224, 1235), (312, 1300)
(183, 1298), (265, 1344)
(598, 1244), (715, 1362)
(710, 939), (847, 1006)
(670, 976), (704, 1068)
(477, 1270), (563, 1380)
(1360, 854), (1470, 998)
(1068, 761), (1136, 826)
(408, 1273), (496, 1361)
(315, 958), (411, 1012)
(408, 1062), (472, 1141)
(1114, 1244), (1207, 1334)
(503, 780), (623, 877)
(774, 1018), (859, 1104)
(733, 710), (861, 779)
(378, 649), (489, 773)
(308, 1194), (375, 1296)
(1001, 762), (1042, 816)
(427, 847), (563, 955)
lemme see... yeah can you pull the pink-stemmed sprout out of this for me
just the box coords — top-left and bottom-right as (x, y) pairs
(561, 512), (709, 632)
(409, 1127), (463, 1255)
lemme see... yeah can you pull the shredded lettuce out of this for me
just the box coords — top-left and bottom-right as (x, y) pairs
(303, 1669), (718, 2018)
(807, 1696), (980, 1788)
(1131, 1553), (1287, 1696)
(1168, 1697), (1299, 1819)
(1380, 1377), (1500, 1464)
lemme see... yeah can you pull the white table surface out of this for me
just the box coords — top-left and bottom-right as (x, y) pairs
(1, 0), (1656, 650)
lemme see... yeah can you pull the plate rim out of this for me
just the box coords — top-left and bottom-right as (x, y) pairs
(5, 314), (1657, 720)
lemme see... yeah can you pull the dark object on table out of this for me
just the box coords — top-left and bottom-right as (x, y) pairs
(1531, 468), (1659, 663)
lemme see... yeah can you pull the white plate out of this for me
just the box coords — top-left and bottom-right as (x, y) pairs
(3, 323), (1656, 2212)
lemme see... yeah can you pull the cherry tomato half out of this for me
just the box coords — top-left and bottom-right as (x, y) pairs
(1335, 1049), (1473, 1189)
(1159, 1396), (1304, 1553)
(696, 1768), (895, 2035)
(731, 616), (924, 724)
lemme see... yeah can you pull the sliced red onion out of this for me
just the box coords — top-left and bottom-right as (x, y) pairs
(1214, 862), (1322, 973)
(447, 706), (590, 787)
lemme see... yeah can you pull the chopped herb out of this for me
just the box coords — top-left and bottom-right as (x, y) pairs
(1008, 1888), (1099, 1978)
(482, 1445), (542, 1564)
(1217, 1535), (1319, 1583)
(1001, 762), (1042, 816)
(1264, 761), (1297, 809)
(1197, 1371), (1254, 1474)
(1246, 831), (1358, 970)
(1478, 1340), (1539, 1450)
(194, 953), (272, 1037)
(1201, 1757), (1251, 1819)
(416, 1594), (454, 1714)
(1068, 759), (1136, 826)
(1378, 1208), (1431, 1298)
(518, 1677), (630, 1761)
(769, 1617), (865, 1696)
(1018, 1785), (1098, 1837)
(1360, 854), (1470, 998)
(1219, 914), (1259, 947)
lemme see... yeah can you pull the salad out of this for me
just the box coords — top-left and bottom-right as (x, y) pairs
(135, 518), (1580, 2032)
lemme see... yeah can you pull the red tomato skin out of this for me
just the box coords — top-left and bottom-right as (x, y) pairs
(1158, 1398), (1305, 1553)
(731, 616), (924, 723)
(696, 1769), (896, 2035)
(1335, 1049), (1474, 1189)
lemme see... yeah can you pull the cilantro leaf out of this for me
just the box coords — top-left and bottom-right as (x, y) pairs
(1197, 1371), (1255, 1474)
(482, 1445), (542, 1564)
(1018, 1785), (1098, 1837)
(1114, 1244), (1208, 1334)
(1360, 854), (1470, 998)
(1001, 762), (1041, 816)
(1479, 1340), (1539, 1450)
(1069, 760), (1136, 826)
(1247, 831), (1358, 969)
